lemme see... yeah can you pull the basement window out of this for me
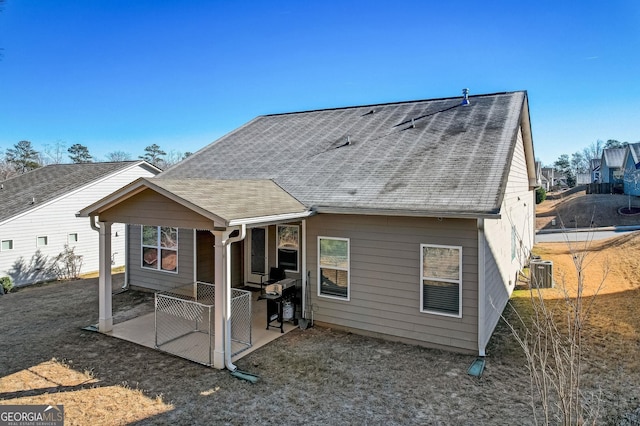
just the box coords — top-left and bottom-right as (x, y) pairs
(141, 226), (178, 273)
(1, 240), (13, 251)
(318, 237), (350, 300)
(420, 244), (462, 318)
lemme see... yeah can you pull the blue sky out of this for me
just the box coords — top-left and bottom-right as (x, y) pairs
(0, 1), (638, 166)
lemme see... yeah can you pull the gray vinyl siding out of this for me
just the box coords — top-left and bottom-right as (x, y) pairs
(306, 214), (479, 352)
(128, 226), (195, 292)
(481, 126), (535, 350)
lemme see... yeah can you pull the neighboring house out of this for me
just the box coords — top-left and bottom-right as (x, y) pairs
(622, 143), (640, 196)
(590, 158), (601, 183)
(80, 91), (537, 369)
(0, 161), (161, 285)
(576, 173), (591, 185)
(600, 148), (626, 184)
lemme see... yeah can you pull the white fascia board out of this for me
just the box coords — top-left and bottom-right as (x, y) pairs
(228, 210), (315, 227)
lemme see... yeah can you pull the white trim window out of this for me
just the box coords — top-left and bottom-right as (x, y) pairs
(37, 236), (48, 247)
(420, 244), (462, 318)
(277, 225), (299, 273)
(318, 237), (350, 300)
(68, 233), (79, 244)
(1, 240), (13, 251)
(141, 225), (178, 273)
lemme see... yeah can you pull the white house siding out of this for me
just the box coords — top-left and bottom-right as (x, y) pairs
(127, 226), (195, 293)
(481, 127), (535, 351)
(305, 214), (479, 353)
(0, 164), (157, 285)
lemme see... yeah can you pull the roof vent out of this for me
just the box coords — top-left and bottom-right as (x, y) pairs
(461, 88), (470, 106)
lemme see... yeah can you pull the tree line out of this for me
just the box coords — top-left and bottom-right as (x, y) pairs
(549, 139), (636, 188)
(0, 140), (193, 180)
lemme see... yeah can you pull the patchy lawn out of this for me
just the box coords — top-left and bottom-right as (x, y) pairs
(1, 234), (640, 424)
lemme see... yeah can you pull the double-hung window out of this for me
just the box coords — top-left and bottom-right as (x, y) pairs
(318, 237), (350, 300)
(277, 225), (299, 272)
(420, 244), (462, 317)
(141, 226), (178, 273)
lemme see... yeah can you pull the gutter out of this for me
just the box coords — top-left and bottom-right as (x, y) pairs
(313, 206), (501, 220)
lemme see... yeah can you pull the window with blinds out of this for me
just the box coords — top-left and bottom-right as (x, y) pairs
(420, 244), (462, 317)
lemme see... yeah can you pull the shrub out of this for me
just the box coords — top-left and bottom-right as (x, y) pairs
(0, 276), (14, 294)
(49, 244), (83, 280)
(536, 187), (547, 204)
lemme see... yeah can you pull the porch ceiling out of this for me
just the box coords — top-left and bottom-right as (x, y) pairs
(79, 177), (311, 228)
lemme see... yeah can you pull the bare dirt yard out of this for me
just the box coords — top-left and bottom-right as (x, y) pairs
(536, 189), (640, 230)
(2, 234), (640, 424)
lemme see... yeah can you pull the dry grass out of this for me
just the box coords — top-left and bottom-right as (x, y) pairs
(1, 233), (640, 424)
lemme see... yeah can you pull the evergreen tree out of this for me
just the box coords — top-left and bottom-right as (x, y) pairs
(139, 144), (166, 168)
(68, 143), (93, 163)
(6, 140), (40, 174)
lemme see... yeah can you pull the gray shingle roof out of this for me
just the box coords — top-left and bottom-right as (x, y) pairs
(603, 148), (626, 168)
(628, 143), (640, 166)
(147, 179), (307, 222)
(160, 91), (529, 216)
(0, 162), (151, 223)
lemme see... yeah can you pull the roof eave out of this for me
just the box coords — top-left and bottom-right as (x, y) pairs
(228, 210), (315, 227)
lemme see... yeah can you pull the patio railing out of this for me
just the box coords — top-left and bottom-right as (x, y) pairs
(154, 282), (251, 366)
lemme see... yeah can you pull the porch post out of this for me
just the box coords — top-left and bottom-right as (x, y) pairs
(212, 229), (225, 369)
(98, 221), (113, 333)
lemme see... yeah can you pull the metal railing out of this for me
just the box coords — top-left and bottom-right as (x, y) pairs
(154, 282), (252, 366)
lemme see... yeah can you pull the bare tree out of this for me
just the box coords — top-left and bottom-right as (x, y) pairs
(501, 218), (607, 425)
(161, 150), (187, 169)
(623, 167), (640, 211)
(42, 140), (67, 165)
(105, 151), (132, 162)
(582, 140), (603, 163)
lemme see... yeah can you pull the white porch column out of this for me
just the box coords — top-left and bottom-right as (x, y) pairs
(98, 221), (113, 333)
(212, 229), (225, 369)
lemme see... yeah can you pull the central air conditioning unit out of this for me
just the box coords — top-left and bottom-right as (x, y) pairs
(530, 260), (554, 288)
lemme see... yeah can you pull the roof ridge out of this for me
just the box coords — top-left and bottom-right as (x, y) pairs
(262, 90), (527, 118)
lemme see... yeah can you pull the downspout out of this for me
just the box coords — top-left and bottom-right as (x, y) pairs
(90, 215), (100, 232)
(123, 224), (129, 290)
(91, 216), (130, 292)
(477, 218), (487, 357)
(301, 219), (307, 322)
(223, 224), (246, 372)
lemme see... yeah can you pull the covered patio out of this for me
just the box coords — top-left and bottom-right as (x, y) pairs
(79, 177), (313, 370)
(106, 284), (300, 364)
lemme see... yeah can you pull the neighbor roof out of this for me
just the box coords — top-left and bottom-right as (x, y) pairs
(0, 161), (158, 223)
(628, 143), (640, 166)
(159, 91), (533, 217)
(602, 148), (626, 168)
